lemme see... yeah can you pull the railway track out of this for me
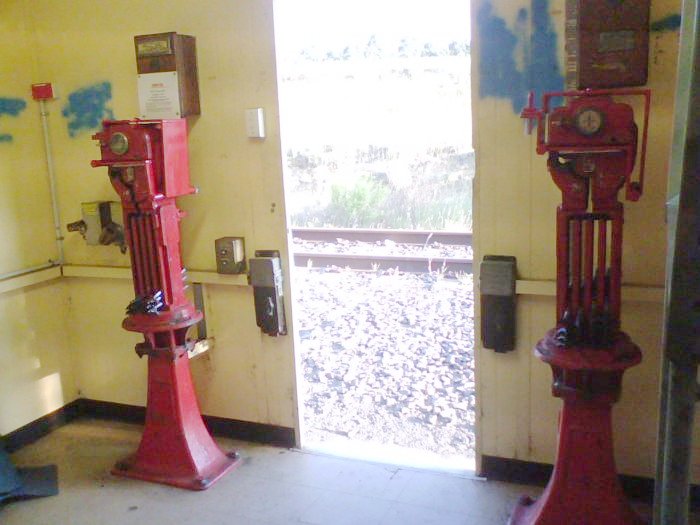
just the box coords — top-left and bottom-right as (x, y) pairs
(292, 227), (472, 246)
(291, 227), (473, 273)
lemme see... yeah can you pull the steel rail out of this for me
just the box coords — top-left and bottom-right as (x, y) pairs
(293, 252), (472, 273)
(291, 227), (472, 246)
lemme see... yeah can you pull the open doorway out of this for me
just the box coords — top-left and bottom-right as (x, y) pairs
(274, 0), (474, 471)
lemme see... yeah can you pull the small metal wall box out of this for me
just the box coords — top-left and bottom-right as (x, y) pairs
(480, 255), (517, 353)
(66, 201), (126, 253)
(31, 82), (55, 101)
(134, 32), (200, 118)
(566, 0), (650, 89)
(249, 250), (287, 337)
(215, 237), (246, 274)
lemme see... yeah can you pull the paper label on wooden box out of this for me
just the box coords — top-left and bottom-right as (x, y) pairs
(137, 71), (180, 119)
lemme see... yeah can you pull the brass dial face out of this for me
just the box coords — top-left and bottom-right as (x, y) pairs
(108, 132), (129, 155)
(574, 108), (604, 136)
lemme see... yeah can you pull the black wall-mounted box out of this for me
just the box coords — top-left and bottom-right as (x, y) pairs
(480, 255), (517, 353)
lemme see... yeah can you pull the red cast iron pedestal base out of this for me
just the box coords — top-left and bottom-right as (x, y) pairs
(509, 330), (645, 525)
(112, 352), (242, 490)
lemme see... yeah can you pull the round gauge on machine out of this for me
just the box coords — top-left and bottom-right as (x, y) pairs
(108, 132), (129, 155)
(574, 108), (604, 137)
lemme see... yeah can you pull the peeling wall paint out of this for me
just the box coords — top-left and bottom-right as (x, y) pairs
(651, 13), (682, 32)
(62, 82), (114, 137)
(0, 98), (26, 116)
(529, 0), (563, 101)
(477, 2), (524, 111)
(0, 97), (27, 142)
(477, 0), (564, 113)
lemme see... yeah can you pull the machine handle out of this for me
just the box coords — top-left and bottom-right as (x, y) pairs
(91, 160), (150, 168)
(520, 91), (546, 154)
(625, 89), (651, 202)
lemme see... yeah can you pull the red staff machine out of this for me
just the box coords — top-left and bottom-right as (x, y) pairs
(512, 88), (650, 524)
(91, 119), (241, 490)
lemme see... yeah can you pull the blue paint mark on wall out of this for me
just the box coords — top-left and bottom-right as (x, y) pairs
(0, 97), (27, 143)
(517, 8), (527, 23)
(477, 0), (564, 113)
(651, 14), (681, 32)
(0, 98), (27, 117)
(529, 0), (564, 102)
(62, 82), (114, 137)
(514, 8), (530, 89)
(477, 2), (525, 112)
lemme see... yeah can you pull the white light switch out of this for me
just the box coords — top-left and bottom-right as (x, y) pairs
(245, 108), (265, 139)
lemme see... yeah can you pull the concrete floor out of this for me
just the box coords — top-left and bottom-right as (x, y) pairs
(0, 419), (660, 525)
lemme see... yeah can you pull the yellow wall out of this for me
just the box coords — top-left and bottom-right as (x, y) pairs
(472, 0), (682, 478)
(13, 0), (299, 432)
(0, 1), (77, 435)
(0, 281), (77, 435)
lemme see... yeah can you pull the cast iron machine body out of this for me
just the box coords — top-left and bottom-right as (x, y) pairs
(511, 89), (650, 524)
(92, 119), (240, 490)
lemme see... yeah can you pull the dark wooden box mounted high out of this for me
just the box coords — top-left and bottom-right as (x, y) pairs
(566, 0), (651, 89)
(134, 32), (200, 117)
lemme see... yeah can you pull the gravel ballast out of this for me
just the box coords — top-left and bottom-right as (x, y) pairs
(293, 266), (475, 459)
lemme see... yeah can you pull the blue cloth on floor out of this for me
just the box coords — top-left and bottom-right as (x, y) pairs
(0, 448), (58, 505)
(0, 449), (22, 495)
